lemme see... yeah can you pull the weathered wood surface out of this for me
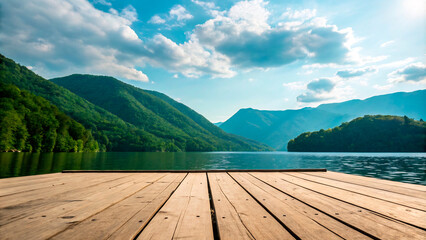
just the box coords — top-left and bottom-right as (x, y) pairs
(0, 170), (424, 240)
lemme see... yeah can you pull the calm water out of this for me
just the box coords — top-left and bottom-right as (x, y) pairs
(0, 152), (425, 185)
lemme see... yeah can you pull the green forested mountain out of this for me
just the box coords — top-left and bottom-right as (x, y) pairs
(0, 54), (165, 151)
(0, 54), (269, 151)
(220, 90), (426, 150)
(288, 115), (426, 152)
(221, 108), (350, 150)
(51, 74), (269, 151)
(0, 83), (99, 152)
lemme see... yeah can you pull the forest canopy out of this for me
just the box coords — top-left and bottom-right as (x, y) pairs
(0, 82), (99, 152)
(287, 115), (426, 152)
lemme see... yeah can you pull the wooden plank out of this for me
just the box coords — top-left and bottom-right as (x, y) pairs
(0, 173), (165, 240)
(0, 173), (137, 225)
(62, 168), (327, 173)
(287, 172), (426, 211)
(251, 172), (426, 240)
(0, 173), (62, 186)
(307, 171), (426, 198)
(279, 172), (426, 228)
(230, 172), (369, 240)
(50, 173), (186, 240)
(0, 173), (132, 208)
(137, 173), (213, 240)
(0, 173), (89, 196)
(208, 172), (295, 240)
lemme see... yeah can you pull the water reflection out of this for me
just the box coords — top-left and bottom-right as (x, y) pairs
(0, 152), (425, 185)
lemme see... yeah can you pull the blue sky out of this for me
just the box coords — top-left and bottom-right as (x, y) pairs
(1, 0), (425, 122)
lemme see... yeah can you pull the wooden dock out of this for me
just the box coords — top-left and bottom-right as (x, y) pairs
(0, 170), (425, 239)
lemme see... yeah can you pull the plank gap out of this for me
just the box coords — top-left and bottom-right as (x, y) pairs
(131, 173), (189, 240)
(226, 172), (301, 240)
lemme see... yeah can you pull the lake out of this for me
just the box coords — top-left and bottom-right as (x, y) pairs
(0, 152), (425, 185)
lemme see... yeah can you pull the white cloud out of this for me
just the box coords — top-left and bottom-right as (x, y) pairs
(119, 5), (138, 22)
(192, 0), (359, 69)
(191, 0), (217, 9)
(149, 15), (166, 24)
(388, 62), (426, 83)
(173, 74), (179, 78)
(377, 57), (416, 69)
(0, 0), (148, 82)
(92, 0), (111, 6)
(380, 40), (395, 48)
(296, 77), (353, 103)
(170, 5), (193, 21)
(191, 0), (222, 17)
(148, 5), (193, 27)
(0, 0), (382, 82)
(143, 34), (235, 78)
(281, 8), (317, 21)
(336, 66), (377, 78)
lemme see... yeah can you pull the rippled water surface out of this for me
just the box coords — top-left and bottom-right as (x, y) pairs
(1, 152), (425, 184)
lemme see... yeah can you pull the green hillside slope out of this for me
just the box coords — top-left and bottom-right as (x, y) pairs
(0, 54), (175, 151)
(288, 115), (426, 152)
(0, 82), (99, 152)
(51, 74), (270, 151)
(1, 54), (269, 151)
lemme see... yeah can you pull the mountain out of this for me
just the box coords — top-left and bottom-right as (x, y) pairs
(214, 122), (223, 127)
(1, 54), (269, 151)
(316, 90), (426, 119)
(0, 82), (99, 152)
(220, 90), (426, 150)
(51, 74), (270, 151)
(288, 115), (426, 152)
(0, 54), (165, 151)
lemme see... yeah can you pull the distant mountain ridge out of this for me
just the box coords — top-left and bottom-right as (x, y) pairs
(0, 54), (270, 151)
(220, 90), (426, 150)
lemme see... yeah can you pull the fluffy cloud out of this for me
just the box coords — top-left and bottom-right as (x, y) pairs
(191, 0), (217, 10)
(0, 0), (364, 81)
(143, 34), (235, 78)
(307, 78), (335, 92)
(0, 0), (148, 81)
(191, 0), (221, 17)
(149, 15), (166, 24)
(170, 5), (193, 21)
(92, 0), (111, 6)
(297, 78), (336, 102)
(388, 62), (426, 83)
(192, 1), (356, 69)
(281, 8), (317, 21)
(336, 67), (377, 78)
(149, 5), (193, 26)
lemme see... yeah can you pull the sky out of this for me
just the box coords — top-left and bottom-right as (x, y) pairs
(1, 0), (425, 122)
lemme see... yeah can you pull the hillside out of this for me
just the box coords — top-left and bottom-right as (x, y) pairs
(288, 115), (426, 152)
(0, 83), (99, 152)
(0, 54), (269, 151)
(220, 90), (426, 150)
(0, 54), (166, 151)
(316, 91), (426, 119)
(51, 74), (269, 151)
(220, 108), (351, 150)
